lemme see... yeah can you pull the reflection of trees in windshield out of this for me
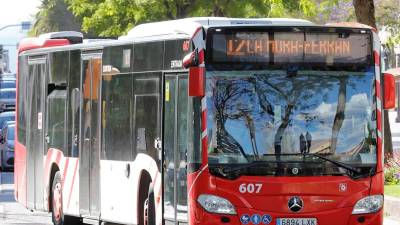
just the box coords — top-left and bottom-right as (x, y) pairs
(212, 79), (250, 158)
(207, 70), (376, 163)
(331, 77), (347, 154)
(253, 73), (337, 155)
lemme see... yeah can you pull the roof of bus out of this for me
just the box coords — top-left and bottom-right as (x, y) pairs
(121, 17), (315, 39)
(19, 17), (375, 55)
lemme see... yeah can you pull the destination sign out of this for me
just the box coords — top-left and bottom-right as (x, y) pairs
(227, 39), (351, 56)
(211, 31), (371, 65)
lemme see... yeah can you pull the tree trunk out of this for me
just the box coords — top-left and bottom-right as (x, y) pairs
(352, 0), (393, 158)
(352, 0), (376, 28)
(213, 5), (225, 17)
(175, 0), (197, 19)
(330, 78), (347, 153)
(274, 103), (295, 155)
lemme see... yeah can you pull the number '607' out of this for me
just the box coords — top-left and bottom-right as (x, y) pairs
(239, 183), (262, 193)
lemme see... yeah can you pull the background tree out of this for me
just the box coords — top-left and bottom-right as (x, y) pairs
(375, 0), (400, 68)
(62, 0), (339, 37)
(30, 0), (83, 36)
(352, 0), (394, 158)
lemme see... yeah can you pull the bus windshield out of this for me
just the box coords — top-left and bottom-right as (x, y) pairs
(206, 70), (376, 176)
(205, 28), (376, 177)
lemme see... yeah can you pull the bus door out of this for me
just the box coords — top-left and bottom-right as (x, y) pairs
(79, 52), (102, 218)
(26, 56), (46, 210)
(163, 73), (189, 225)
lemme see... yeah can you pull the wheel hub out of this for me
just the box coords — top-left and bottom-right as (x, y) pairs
(53, 183), (62, 222)
(144, 199), (149, 225)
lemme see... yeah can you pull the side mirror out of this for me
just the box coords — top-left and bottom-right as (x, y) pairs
(383, 73), (396, 109)
(183, 49), (205, 97)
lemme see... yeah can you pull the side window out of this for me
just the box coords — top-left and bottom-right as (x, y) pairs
(103, 45), (132, 73)
(17, 56), (28, 144)
(67, 50), (81, 157)
(133, 42), (164, 71)
(133, 75), (160, 160)
(47, 90), (67, 153)
(49, 51), (69, 84)
(102, 74), (133, 160)
(177, 78), (188, 164)
(188, 97), (202, 168)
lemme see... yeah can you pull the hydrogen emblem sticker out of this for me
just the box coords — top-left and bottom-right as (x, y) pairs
(261, 214), (272, 224)
(240, 214), (250, 224)
(251, 214), (261, 224)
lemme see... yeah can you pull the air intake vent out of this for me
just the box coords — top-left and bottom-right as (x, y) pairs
(39, 31), (84, 44)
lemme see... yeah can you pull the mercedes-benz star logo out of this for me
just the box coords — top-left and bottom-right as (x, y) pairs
(288, 196), (303, 212)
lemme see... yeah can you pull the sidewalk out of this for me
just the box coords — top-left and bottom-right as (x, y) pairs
(385, 196), (400, 219)
(386, 217), (400, 225)
(386, 111), (400, 224)
(389, 111), (400, 154)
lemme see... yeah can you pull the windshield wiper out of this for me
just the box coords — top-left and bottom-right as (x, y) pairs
(219, 160), (278, 174)
(309, 153), (362, 178)
(213, 153), (369, 179)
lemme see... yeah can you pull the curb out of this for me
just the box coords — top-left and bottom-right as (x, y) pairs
(385, 196), (400, 219)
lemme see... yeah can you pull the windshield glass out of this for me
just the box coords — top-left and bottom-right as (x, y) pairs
(0, 116), (14, 128)
(0, 90), (16, 99)
(7, 126), (15, 140)
(206, 69), (376, 168)
(0, 82), (16, 89)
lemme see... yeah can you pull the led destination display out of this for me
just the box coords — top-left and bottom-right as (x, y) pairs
(227, 39), (351, 56)
(211, 31), (372, 65)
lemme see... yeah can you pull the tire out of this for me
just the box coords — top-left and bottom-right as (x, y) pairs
(144, 186), (156, 225)
(51, 171), (81, 225)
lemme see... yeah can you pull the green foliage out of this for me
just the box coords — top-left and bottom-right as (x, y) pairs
(375, 0), (400, 46)
(33, 0), (352, 37)
(63, 0), (339, 37)
(385, 185), (400, 197)
(30, 0), (82, 36)
(384, 157), (400, 185)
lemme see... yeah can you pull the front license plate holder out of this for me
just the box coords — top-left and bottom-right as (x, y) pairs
(276, 218), (317, 225)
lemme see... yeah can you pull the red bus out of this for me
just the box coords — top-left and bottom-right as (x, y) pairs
(15, 18), (395, 225)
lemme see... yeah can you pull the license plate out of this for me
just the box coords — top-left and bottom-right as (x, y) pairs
(276, 218), (317, 225)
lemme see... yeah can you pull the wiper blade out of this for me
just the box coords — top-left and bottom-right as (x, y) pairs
(310, 153), (362, 177)
(221, 161), (277, 174)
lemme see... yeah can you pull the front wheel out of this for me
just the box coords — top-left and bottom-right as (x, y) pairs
(51, 171), (81, 225)
(144, 186), (156, 225)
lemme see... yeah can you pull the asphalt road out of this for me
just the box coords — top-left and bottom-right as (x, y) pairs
(0, 172), (52, 225)
(1, 171), (399, 225)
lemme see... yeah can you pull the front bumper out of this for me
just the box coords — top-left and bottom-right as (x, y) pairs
(192, 205), (383, 225)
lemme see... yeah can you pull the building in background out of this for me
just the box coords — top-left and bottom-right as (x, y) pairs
(0, 22), (31, 73)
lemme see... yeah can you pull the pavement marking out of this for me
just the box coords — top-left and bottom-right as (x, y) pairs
(0, 205), (4, 213)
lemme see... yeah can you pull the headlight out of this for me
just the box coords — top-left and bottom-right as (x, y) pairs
(352, 195), (383, 214)
(197, 194), (236, 215)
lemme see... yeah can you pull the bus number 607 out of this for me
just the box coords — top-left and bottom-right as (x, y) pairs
(239, 183), (262, 193)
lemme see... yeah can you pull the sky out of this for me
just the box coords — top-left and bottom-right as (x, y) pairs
(0, 0), (41, 73)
